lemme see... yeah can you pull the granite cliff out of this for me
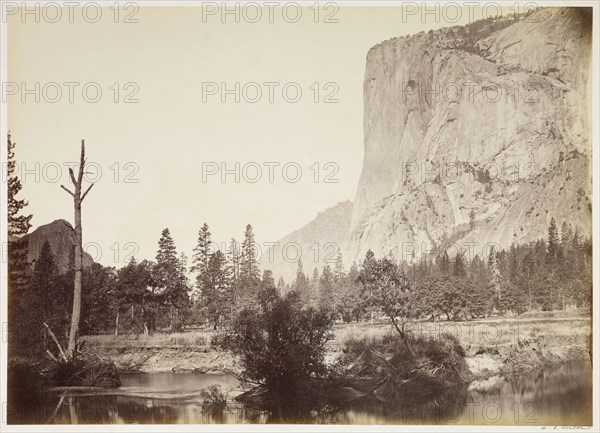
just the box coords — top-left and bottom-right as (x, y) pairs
(264, 7), (592, 281)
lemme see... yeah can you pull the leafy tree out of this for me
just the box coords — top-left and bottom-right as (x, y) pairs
(357, 251), (410, 337)
(82, 263), (118, 335)
(217, 287), (334, 392)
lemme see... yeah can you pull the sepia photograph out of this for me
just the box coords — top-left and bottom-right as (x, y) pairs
(1, 1), (598, 430)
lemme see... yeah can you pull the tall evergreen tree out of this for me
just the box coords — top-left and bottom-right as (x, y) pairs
(453, 253), (466, 278)
(155, 228), (188, 329)
(547, 217), (560, 260)
(239, 224), (260, 297)
(488, 247), (502, 310)
(438, 251), (450, 274)
(203, 250), (228, 328)
(191, 223), (212, 300)
(293, 259), (310, 302)
(318, 265), (335, 307)
(276, 276), (286, 294)
(226, 238), (241, 308)
(29, 242), (60, 354)
(7, 132), (33, 357)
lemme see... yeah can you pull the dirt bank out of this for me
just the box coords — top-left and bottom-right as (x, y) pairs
(84, 316), (592, 378)
(95, 346), (240, 374)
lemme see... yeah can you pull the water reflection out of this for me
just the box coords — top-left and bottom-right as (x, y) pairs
(8, 362), (592, 425)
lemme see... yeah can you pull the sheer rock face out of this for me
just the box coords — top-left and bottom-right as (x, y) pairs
(263, 8), (592, 280)
(349, 7), (592, 263)
(20, 219), (94, 274)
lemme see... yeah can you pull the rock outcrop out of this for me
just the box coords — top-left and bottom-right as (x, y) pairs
(19, 219), (94, 273)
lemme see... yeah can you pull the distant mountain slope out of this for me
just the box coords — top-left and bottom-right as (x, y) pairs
(259, 201), (353, 282)
(19, 219), (94, 273)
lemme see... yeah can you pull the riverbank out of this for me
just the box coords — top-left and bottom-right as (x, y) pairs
(82, 315), (592, 379)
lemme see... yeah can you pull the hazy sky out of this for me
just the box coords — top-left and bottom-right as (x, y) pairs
(7, 4), (490, 267)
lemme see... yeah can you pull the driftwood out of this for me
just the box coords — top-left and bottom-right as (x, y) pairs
(44, 322), (68, 362)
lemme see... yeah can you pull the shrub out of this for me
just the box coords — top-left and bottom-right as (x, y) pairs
(339, 331), (468, 402)
(201, 384), (228, 406)
(215, 287), (335, 392)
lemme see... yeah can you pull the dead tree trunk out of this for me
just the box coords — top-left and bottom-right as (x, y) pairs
(60, 139), (94, 360)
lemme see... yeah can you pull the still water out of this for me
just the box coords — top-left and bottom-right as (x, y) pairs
(9, 362), (592, 425)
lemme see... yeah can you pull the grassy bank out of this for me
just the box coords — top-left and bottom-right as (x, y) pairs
(82, 312), (592, 378)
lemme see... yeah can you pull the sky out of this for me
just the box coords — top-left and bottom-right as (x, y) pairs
(6, 4), (491, 268)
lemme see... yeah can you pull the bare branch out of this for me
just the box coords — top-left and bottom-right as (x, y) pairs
(60, 185), (74, 196)
(78, 140), (86, 183)
(81, 183), (95, 202)
(69, 168), (76, 186)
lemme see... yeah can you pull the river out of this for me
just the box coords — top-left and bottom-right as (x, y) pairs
(8, 361), (592, 425)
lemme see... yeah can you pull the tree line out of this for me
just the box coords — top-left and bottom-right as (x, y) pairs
(7, 133), (592, 360)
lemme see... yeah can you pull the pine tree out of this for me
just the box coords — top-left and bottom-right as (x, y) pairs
(547, 217), (560, 260)
(226, 238), (241, 307)
(488, 247), (502, 310)
(191, 223), (212, 301)
(453, 253), (466, 278)
(438, 251), (450, 274)
(203, 250), (228, 328)
(155, 228), (179, 288)
(155, 228), (188, 330)
(293, 260), (310, 303)
(178, 252), (191, 295)
(332, 252), (346, 318)
(28, 242), (60, 355)
(318, 265), (335, 307)
(333, 252), (345, 282)
(276, 276), (286, 294)
(560, 221), (572, 247)
(261, 270), (276, 290)
(308, 267), (320, 306)
(239, 224), (260, 297)
(347, 262), (364, 322)
(7, 132), (33, 357)
(7, 132), (33, 236)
